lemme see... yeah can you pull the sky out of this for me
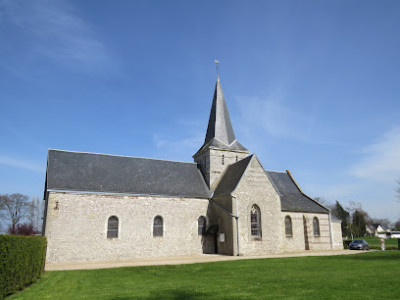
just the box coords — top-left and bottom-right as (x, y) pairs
(0, 0), (400, 223)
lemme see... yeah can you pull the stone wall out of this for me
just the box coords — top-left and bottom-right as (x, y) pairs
(210, 196), (235, 255)
(280, 212), (333, 252)
(215, 155), (334, 255)
(193, 148), (248, 190)
(232, 156), (283, 256)
(44, 192), (213, 263)
(331, 220), (344, 250)
(303, 213), (332, 250)
(280, 212), (308, 252)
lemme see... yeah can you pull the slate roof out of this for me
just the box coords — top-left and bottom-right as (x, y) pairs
(213, 156), (327, 213)
(196, 77), (248, 154)
(45, 150), (211, 199)
(266, 171), (328, 214)
(213, 155), (253, 196)
(372, 223), (388, 231)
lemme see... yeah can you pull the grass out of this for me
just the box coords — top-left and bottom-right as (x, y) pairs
(359, 236), (399, 250)
(8, 251), (400, 299)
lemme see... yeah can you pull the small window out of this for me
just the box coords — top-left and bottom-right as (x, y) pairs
(251, 205), (261, 238)
(153, 216), (163, 237)
(313, 217), (320, 237)
(198, 216), (206, 235)
(222, 154), (225, 165)
(236, 155), (238, 162)
(107, 216), (118, 238)
(285, 216), (292, 237)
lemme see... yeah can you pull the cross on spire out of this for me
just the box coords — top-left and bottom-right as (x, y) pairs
(214, 59), (220, 77)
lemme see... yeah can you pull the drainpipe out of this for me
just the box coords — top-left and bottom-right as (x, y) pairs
(328, 212), (333, 250)
(210, 198), (240, 256)
(232, 195), (240, 256)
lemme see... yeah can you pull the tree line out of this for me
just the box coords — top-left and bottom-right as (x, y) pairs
(0, 193), (44, 235)
(320, 199), (400, 238)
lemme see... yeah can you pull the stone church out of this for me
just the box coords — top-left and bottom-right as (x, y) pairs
(43, 77), (343, 264)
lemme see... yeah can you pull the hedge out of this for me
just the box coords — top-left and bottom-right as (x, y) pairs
(0, 235), (47, 299)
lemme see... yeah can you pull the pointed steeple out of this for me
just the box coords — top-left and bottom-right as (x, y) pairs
(198, 77), (248, 153)
(193, 76), (249, 188)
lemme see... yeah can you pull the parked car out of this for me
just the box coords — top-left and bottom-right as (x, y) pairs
(349, 239), (369, 250)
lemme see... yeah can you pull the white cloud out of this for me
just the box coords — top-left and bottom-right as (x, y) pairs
(350, 127), (400, 182)
(1, 0), (112, 71)
(306, 181), (362, 201)
(152, 132), (204, 162)
(235, 93), (317, 142)
(0, 154), (43, 173)
(153, 133), (203, 151)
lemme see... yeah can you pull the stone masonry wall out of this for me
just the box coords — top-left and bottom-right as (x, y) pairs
(211, 196), (235, 255)
(331, 221), (344, 250)
(194, 148), (248, 190)
(303, 213), (332, 250)
(233, 156), (283, 256)
(280, 212), (333, 252)
(45, 192), (212, 263)
(280, 212), (307, 252)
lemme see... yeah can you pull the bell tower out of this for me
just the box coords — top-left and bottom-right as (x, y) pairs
(193, 77), (249, 190)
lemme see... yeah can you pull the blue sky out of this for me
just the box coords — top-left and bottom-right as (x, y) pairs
(1, 0), (399, 222)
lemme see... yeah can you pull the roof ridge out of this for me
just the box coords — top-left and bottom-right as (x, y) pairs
(265, 169), (286, 174)
(46, 149), (211, 199)
(48, 149), (197, 165)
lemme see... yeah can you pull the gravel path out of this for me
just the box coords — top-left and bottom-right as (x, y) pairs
(45, 250), (365, 271)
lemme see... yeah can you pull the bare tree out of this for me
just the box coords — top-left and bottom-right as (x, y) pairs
(345, 201), (372, 239)
(346, 201), (363, 214)
(314, 197), (332, 208)
(371, 218), (392, 228)
(395, 219), (400, 230)
(0, 194), (32, 234)
(396, 179), (400, 201)
(30, 196), (44, 233)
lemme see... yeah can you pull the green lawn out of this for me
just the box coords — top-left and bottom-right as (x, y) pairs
(360, 236), (399, 250)
(8, 251), (400, 299)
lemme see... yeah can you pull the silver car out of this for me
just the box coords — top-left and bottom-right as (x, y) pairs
(349, 239), (369, 250)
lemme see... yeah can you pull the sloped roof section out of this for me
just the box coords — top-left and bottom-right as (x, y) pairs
(213, 155), (253, 196)
(196, 77), (248, 154)
(46, 150), (211, 199)
(266, 171), (328, 214)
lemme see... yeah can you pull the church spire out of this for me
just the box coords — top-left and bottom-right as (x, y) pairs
(205, 77), (235, 146)
(200, 77), (248, 152)
(193, 75), (249, 188)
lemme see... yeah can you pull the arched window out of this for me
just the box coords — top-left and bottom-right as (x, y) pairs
(313, 217), (320, 237)
(251, 205), (261, 238)
(285, 216), (293, 237)
(153, 216), (163, 237)
(107, 216), (118, 238)
(198, 216), (206, 235)
(285, 216), (292, 237)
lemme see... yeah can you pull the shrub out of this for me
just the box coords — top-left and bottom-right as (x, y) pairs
(343, 240), (352, 249)
(16, 223), (36, 236)
(0, 235), (47, 299)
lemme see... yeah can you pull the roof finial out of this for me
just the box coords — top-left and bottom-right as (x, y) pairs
(214, 59), (220, 78)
